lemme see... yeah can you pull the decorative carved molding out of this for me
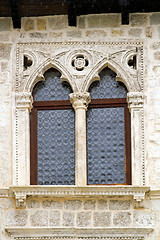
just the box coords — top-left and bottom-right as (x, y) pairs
(5, 226), (153, 239)
(134, 193), (145, 208)
(127, 92), (144, 110)
(70, 92), (91, 110)
(16, 92), (33, 112)
(9, 186), (150, 209)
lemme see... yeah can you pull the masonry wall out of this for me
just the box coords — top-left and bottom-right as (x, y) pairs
(0, 13), (160, 239)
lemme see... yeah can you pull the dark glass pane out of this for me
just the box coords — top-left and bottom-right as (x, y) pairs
(37, 109), (75, 185)
(89, 68), (127, 99)
(34, 69), (72, 101)
(87, 107), (125, 184)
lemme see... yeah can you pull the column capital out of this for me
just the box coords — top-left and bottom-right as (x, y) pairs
(16, 92), (33, 112)
(70, 92), (91, 110)
(127, 92), (144, 110)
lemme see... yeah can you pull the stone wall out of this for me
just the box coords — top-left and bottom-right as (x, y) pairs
(0, 12), (160, 239)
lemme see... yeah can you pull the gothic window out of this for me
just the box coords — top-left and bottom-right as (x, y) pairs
(30, 68), (75, 185)
(87, 68), (131, 185)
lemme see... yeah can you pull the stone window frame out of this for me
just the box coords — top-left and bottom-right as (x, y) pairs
(12, 41), (147, 207)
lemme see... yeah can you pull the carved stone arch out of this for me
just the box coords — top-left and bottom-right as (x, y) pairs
(83, 58), (140, 93)
(23, 58), (76, 93)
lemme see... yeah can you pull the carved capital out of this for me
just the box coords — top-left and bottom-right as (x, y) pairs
(16, 92), (33, 112)
(127, 92), (144, 110)
(15, 193), (26, 208)
(70, 92), (91, 110)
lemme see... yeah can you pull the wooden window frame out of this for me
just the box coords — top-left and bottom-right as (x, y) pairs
(87, 98), (131, 185)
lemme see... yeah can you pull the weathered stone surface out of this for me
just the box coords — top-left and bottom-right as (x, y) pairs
(6, 210), (28, 226)
(0, 18), (11, 31)
(109, 200), (131, 210)
(0, 198), (14, 209)
(42, 200), (62, 209)
(50, 210), (60, 226)
(48, 16), (68, 30)
(67, 30), (82, 38)
(49, 32), (63, 38)
(113, 212), (131, 226)
(85, 30), (107, 37)
(30, 210), (48, 226)
(87, 14), (121, 28)
(129, 28), (142, 37)
(146, 27), (153, 38)
(1, 62), (8, 72)
(150, 13), (160, 25)
(62, 212), (75, 226)
(37, 19), (46, 30)
(152, 42), (160, 50)
(130, 14), (149, 27)
(29, 32), (47, 38)
(111, 29), (123, 36)
(0, 44), (11, 60)
(151, 200), (160, 210)
(27, 200), (40, 208)
(94, 212), (111, 227)
(98, 199), (108, 210)
(77, 17), (86, 28)
(76, 212), (91, 227)
(154, 52), (160, 60)
(158, 27), (160, 39)
(133, 212), (156, 227)
(64, 200), (82, 210)
(0, 33), (9, 41)
(84, 200), (96, 210)
(24, 19), (34, 31)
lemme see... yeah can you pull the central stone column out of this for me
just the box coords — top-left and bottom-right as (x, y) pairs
(70, 92), (91, 186)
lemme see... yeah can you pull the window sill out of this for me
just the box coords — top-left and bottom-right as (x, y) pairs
(5, 226), (153, 239)
(8, 185), (150, 208)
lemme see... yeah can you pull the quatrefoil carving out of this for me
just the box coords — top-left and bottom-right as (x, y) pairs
(72, 55), (89, 71)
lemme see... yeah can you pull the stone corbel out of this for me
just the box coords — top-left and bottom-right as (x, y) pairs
(15, 192), (27, 209)
(127, 92), (144, 111)
(16, 92), (33, 112)
(134, 193), (145, 208)
(70, 92), (91, 110)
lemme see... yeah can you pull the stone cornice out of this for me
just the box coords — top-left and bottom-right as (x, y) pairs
(9, 186), (150, 209)
(5, 227), (153, 239)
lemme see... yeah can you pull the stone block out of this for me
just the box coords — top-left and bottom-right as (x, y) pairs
(84, 200), (96, 210)
(111, 29), (123, 36)
(0, 44), (11, 60)
(30, 210), (48, 226)
(42, 200), (62, 209)
(152, 42), (160, 50)
(151, 200), (160, 210)
(29, 33), (47, 38)
(0, 33), (9, 42)
(94, 212), (111, 227)
(129, 28), (142, 37)
(1, 62), (8, 72)
(133, 211), (156, 227)
(6, 210), (28, 226)
(113, 212), (131, 226)
(150, 13), (160, 25)
(0, 198), (14, 209)
(24, 19), (34, 31)
(76, 212), (91, 227)
(109, 200), (131, 210)
(146, 27), (153, 38)
(0, 18), (11, 31)
(130, 14), (149, 27)
(48, 16), (68, 30)
(50, 210), (60, 226)
(27, 200), (40, 208)
(85, 30), (107, 37)
(64, 200), (82, 210)
(62, 212), (75, 226)
(37, 19), (46, 30)
(67, 30), (82, 38)
(77, 17), (86, 28)
(87, 14), (121, 28)
(98, 199), (108, 210)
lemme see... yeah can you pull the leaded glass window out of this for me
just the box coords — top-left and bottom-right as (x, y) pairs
(30, 68), (75, 185)
(87, 68), (131, 185)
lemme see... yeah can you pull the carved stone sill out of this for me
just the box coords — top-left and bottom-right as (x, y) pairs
(9, 185), (150, 209)
(5, 227), (153, 239)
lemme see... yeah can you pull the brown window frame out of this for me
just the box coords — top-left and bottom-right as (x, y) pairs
(87, 97), (131, 185)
